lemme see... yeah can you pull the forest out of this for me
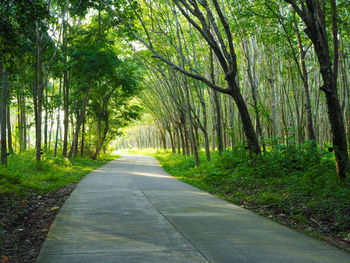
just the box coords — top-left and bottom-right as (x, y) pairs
(0, 0), (350, 261)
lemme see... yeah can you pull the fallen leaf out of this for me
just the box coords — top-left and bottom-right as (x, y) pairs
(21, 200), (27, 208)
(51, 206), (59, 211)
(1, 256), (9, 262)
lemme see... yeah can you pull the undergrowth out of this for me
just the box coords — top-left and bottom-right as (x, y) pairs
(154, 143), (350, 244)
(0, 150), (119, 195)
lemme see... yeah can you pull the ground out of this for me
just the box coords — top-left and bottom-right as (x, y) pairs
(0, 184), (76, 263)
(1, 152), (350, 262)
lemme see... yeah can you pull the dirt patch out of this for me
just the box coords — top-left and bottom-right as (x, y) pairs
(0, 184), (76, 263)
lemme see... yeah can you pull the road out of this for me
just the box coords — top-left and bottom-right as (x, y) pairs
(36, 155), (350, 263)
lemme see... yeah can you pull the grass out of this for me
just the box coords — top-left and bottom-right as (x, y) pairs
(154, 143), (350, 243)
(0, 150), (119, 196)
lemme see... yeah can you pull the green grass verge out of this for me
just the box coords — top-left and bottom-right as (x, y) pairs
(0, 151), (119, 195)
(154, 144), (350, 241)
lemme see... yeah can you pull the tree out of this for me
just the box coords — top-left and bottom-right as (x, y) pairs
(107, 0), (262, 155)
(284, 0), (349, 178)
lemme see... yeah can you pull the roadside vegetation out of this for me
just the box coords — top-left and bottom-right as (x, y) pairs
(154, 144), (350, 251)
(0, 151), (118, 196)
(0, 152), (118, 262)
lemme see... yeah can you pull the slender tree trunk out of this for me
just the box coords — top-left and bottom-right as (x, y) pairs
(44, 78), (48, 150)
(21, 93), (27, 151)
(176, 127), (181, 154)
(198, 90), (210, 160)
(167, 127), (176, 153)
(1, 63), (7, 165)
(54, 79), (62, 157)
(179, 124), (186, 155)
(92, 112), (109, 160)
(80, 116), (85, 156)
(293, 17), (316, 142)
(6, 104), (13, 154)
(209, 48), (223, 154)
(229, 97), (235, 148)
(242, 39), (265, 151)
(211, 93), (216, 151)
(174, 10), (199, 164)
(62, 6), (69, 157)
(35, 23), (43, 163)
(17, 95), (22, 152)
(268, 55), (279, 138)
(160, 129), (167, 150)
(213, 91), (223, 153)
(68, 87), (91, 158)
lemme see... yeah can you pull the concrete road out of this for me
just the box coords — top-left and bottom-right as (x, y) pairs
(36, 155), (350, 263)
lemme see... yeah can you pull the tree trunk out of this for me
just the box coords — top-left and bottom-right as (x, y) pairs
(291, 0), (350, 178)
(54, 78), (62, 157)
(80, 116), (85, 156)
(22, 93), (27, 151)
(62, 7), (69, 157)
(167, 127), (176, 153)
(7, 104), (13, 154)
(35, 23), (43, 163)
(17, 95), (22, 152)
(268, 55), (279, 138)
(242, 39), (265, 152)
(1, 63), (7, 166)
(179, 124), (186, 155)
(228, 79), (261, 155)
(68, 86), (91, 158)
(213, 91), (223, 154)
(44, 78), (48, 150)
(176, 127), (181, 154)
(48, 119), (54, 150)
(293, 16), (316, 142)
(160, 128), (167, 150)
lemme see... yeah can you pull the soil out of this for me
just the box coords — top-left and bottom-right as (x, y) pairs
(0, 184), (76, 263)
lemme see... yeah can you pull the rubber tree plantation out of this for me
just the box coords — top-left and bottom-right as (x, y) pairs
(0, 0), (349, 261)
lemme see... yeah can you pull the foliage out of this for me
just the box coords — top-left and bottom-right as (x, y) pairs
(0, 151), (119, 195)
(155, 144), (350, 237)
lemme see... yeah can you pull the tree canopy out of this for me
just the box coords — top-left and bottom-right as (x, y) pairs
(0, 0), (349, 178)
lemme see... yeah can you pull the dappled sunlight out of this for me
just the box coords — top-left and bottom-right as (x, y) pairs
(91, 169), (109, 173)
(132, 160), (160, 165)
(48, 218), (172, 251)
(130, 170), (173, 179)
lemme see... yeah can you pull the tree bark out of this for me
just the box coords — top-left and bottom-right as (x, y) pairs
(167, 127), (176, 153)
(7, 104), (13, 154)
(92, 113), (107, 160)
(292, 14), (316, 142)
(21, 93), (27, 151)
(285, 0), (349, 178)
(1, 63), (7, 166)
(68, 86), (91, 158)
(35, 23), (44, 163)
(80, 116), (85, 156)
(62, 3), (69, 157)
(44, 77), (48, 150)
(54, 78), (62, 157)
